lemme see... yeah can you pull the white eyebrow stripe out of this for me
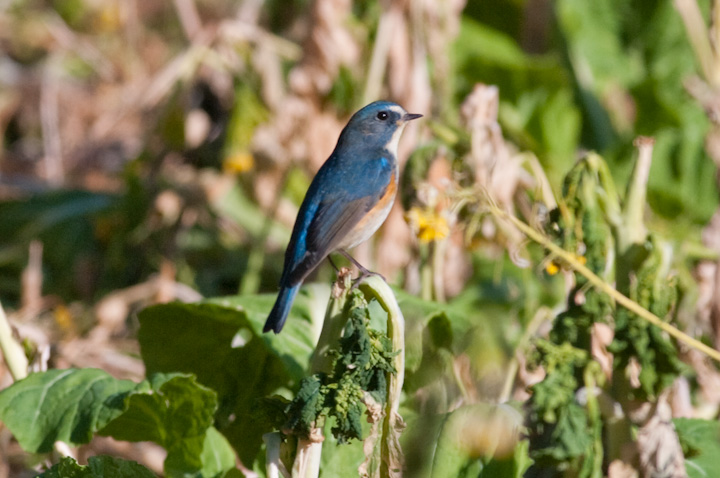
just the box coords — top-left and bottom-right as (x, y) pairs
(387, 105), (406, 116)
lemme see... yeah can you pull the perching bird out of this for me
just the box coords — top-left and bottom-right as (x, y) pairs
(263, 101), (422, 333)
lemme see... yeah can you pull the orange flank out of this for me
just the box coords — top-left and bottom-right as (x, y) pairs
(363, 170), (397, 225)
(341, 169), (398, 249)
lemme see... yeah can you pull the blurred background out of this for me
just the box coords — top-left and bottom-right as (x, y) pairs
(2, 0), (720, 477)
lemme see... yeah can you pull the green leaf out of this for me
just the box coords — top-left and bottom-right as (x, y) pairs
(37, 455), (156, 478)
(0, 368), (136, 453)
(199, 427), (239, 478)
(283, 375), (325, 438)
(100, 373), (219, 477)
(138, 291), (322, 466)
(454, 17), (530, 71)
(674, 418), (720, 478)
(426, 313), (453, 350)
(556, 0), (644, 90)
(389, 286), (476, 375)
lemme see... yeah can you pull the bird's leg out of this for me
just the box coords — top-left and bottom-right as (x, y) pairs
(338, 249), (386, 287)
(327, 255), (341, 272)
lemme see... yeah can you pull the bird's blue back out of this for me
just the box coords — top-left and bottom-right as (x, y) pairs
(280, 101), (400, 287)
(264, 100), (421, 333)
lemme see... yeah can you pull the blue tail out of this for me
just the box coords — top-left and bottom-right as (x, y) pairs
(263, 285), (300, 333)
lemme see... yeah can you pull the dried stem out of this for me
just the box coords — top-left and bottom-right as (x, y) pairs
(0, 302), (28, 381)
(675, 0), (720, 87)
(622, 137), (654, 247)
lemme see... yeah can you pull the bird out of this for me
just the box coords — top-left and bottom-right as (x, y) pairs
(263, 101), (422, 334)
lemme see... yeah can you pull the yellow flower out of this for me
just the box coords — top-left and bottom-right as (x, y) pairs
(545, 254), (586, 275)
(54, 305), (74, 333)
(223, 152), (254, 174)
(406, 207), (450, 243)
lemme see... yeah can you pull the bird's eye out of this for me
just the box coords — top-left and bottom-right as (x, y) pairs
(377, 111), (389, 121)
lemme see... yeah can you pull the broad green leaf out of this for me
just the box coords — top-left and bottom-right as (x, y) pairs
(0, 368), (135, 453)
(674, 418), (720, 478)
(200, 427), (240, 478)
(100, 373), (218, 477)
(138, 288), (324, 466)
(392, 285), (509, 398)
(37, 455), (156, 478)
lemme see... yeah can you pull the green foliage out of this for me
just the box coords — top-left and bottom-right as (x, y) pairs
(557, 0), (717, 221)
(0, 191), (117, 302)
(0, 370), (237, 478)
(3, 1), (720, 477)
(37, 456), (156, 478)
(270, 291), (397, 444)
(99, 374), (226, 477)
(545, 151), (688, 399)
(610, 240), (688, 400)
(526, 341), (596, 468)
(138, 290), (324, 465)
(453, 16), (581, 184)
(529, 150), (693, 476)
(674, 418), (720, 478)
(458, 1), (718, 221)
(0, 368), (136, 453)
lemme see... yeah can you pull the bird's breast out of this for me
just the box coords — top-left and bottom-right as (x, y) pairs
(338, 169), (398, 250)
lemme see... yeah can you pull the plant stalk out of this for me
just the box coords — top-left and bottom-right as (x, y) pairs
(359, 276), (406, 478)
(0, 302), (28, 381)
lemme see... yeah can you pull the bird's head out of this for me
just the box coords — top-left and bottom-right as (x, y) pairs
(338, 101), (422, 154)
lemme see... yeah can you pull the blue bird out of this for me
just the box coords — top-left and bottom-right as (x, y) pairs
(263, 101), (422, 333)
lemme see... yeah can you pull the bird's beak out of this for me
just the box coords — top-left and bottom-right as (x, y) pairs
(403, 113), (423, 122)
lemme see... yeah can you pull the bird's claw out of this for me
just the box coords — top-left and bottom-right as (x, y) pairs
(349, 269), (386, 291)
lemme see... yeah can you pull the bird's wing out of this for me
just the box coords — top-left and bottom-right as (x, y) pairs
(286, 193), (377, 285)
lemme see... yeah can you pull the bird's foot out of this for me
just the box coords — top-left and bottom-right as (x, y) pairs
(337, 250), (386, 290)
(349, 270), (386, 291)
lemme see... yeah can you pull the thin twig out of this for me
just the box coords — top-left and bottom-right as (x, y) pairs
(675, 0), (720, 87)
(363, 6), (401, 104)
(40, 62), (63, 187)
(173, 0), (203, 42)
